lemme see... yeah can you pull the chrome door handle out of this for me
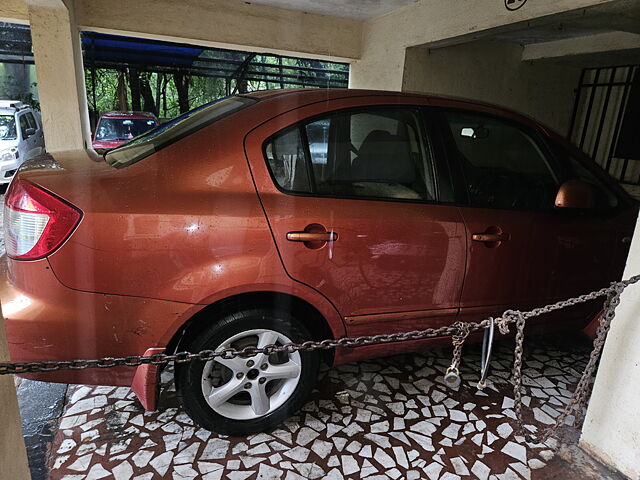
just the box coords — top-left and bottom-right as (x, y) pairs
(286, 232), (337, 242)
(472, 233), (510, 243)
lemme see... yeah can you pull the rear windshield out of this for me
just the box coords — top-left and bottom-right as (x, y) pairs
(105, 96), (257, 168)
(95, 117), (157, 141)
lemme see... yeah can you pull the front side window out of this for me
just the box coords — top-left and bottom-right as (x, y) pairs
(444, 110), (558, 210)
(0, 115), (17, 140)
(19, 114), (30, 138)
(24, 112), (37, 130)
(265, 107), (436, 202)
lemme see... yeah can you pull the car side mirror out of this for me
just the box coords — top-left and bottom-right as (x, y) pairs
(555, 180), (594, 209)
(25, 127), (36, 138)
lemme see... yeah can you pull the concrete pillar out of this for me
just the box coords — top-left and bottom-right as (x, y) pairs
(27, 0), (91, 152)
(580, 213), (640, 479)
(0, 312), (30, 480)
(349, 23), (405, 92)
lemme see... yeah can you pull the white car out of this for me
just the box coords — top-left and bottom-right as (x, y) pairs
(0, 100), (46, 186)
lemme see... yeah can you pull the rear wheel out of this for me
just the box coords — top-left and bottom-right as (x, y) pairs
(176, 308), (320, 435)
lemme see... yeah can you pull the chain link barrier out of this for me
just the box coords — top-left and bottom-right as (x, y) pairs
(1, 275), (638, 443)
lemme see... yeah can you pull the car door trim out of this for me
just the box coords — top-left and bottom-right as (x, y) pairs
(345, 307), (459, 325)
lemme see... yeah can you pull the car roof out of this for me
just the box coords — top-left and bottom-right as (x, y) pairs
(241, 88), (545, 131)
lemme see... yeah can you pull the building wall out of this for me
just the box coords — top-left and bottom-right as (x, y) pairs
(0, 0), (27, 23)
(402, 40), (582, 134)
(349, 0), (616, 92)
(581, 212), (640, 480)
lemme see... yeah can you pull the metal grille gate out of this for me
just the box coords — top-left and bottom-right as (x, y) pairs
(568, 65), (640, 186)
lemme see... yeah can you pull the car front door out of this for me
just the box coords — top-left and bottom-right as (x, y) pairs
(438, 108), (625, 326)
(18, 112), (40, 160)
(27, 112), (45, 154)
(245, 100), (467, 337)
(17, 112), (30, 159)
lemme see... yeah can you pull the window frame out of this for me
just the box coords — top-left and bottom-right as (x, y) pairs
(24, 112), (37, 131)
(261, 104), (449, 206)
(435, 106), (566, 212)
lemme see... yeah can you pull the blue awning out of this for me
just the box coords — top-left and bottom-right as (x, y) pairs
(82, 32), (204, 68)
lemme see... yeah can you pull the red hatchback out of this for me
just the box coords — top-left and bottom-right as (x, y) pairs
(1, 89), (636, 434)
(92, 111), (158, 150)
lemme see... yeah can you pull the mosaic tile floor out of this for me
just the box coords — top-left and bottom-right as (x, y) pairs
(45, 335), (619, 480)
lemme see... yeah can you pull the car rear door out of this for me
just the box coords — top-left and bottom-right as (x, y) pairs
(245, 98), (467, 336)
(437, 107), (626, 325)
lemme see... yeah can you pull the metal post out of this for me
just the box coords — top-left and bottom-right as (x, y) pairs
(590, 68), (616, 166)
(605, 66), (635, 177)
(579, 68), (602, 150)
(568, 68), (586, 140)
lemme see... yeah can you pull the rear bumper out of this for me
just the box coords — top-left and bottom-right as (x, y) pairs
(0, 256), (195, 387)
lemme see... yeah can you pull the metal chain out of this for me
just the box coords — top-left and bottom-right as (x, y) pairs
(444, 322), (471, 387)
(511, 280), (629, 445)
(510, 310), (527, 438)
(1, 275), (638, 442)
(3, 276), (635, 375)
(0, 323), (487, 375)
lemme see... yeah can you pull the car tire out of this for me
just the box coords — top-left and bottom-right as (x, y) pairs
(176, 308), (320, 435)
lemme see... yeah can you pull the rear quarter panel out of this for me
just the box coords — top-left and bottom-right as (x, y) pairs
(27, 110), (347, 340)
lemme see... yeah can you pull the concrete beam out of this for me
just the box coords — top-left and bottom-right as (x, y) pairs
(581, 212), (640, 479)
(523, 31), (640, 61)
(350, 0), (618, 91)
(0, 311), (30, 480)
(0, 0), (28, 24)
(27, 0), (92, 152)
(73, 0), (361, 62)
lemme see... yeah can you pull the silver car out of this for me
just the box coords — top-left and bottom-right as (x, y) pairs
(0, 100), (46, 186)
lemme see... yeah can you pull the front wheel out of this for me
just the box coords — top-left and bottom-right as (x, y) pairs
(176, 308), (320, 435)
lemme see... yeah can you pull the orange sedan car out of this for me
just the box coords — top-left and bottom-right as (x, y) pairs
(1, 89), (636, 434)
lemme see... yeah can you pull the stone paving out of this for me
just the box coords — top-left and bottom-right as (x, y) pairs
(44, 334), (622, 480)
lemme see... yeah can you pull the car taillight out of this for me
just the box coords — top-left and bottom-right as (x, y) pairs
(4, 179), (82, 260)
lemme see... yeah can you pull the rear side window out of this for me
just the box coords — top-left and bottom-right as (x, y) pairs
(106, 96), (257, 168)
(444, 110), (558, 210)
(265, 107), (436, 202)
(265, 128), (311, 193)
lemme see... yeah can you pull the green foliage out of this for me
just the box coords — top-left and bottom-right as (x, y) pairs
(83, 52), (349, 121)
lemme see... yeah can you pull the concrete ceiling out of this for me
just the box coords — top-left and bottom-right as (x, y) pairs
(421, 0), (640, 48)
(244, 0), (418, 19)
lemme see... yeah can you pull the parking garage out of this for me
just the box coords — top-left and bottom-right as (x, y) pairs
(1, 1), (640, 479)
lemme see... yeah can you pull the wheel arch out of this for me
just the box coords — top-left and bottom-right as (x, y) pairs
(165, 291), (342, 364)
